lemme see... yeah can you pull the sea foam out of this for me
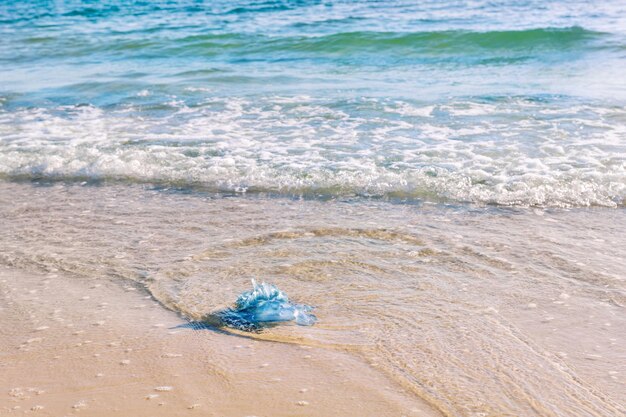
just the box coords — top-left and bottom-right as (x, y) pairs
(0, 97), (624, 208)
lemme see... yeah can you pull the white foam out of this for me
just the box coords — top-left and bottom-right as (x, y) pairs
(0, 98), (624, 207)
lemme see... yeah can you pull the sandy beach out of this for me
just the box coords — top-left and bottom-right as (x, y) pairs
(0, 263), (439, 416)
(1, 182), (624, 416)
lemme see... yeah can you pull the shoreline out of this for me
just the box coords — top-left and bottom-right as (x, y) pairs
(1, 181), (624, 416)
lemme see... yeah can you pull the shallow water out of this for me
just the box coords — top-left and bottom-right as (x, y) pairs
(1, 182), (624, 416)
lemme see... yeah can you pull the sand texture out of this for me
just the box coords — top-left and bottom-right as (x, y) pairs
(0, 266), (439, 417)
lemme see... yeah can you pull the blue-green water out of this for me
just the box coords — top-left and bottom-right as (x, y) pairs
(1, 0), (625, 207)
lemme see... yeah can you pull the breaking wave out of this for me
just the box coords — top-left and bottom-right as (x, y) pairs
(1, 96), (624, 208)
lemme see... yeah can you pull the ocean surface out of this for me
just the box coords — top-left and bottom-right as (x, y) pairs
(1, 1), (625, 416)
(1, 0), (626, 207)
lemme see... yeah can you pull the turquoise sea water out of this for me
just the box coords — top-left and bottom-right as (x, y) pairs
(1, 0), (625, 207)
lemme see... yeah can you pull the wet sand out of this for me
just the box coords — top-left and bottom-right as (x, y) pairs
(1, 182), (625, 416)
(0, 265), (439, 417)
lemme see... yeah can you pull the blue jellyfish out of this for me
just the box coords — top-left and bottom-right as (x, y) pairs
(212, 280), (317, 331)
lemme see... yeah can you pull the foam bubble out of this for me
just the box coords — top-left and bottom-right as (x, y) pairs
(0, 97), (624, 208)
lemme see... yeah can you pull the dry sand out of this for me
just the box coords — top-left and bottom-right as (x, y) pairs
(0, 265), (440, 416)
